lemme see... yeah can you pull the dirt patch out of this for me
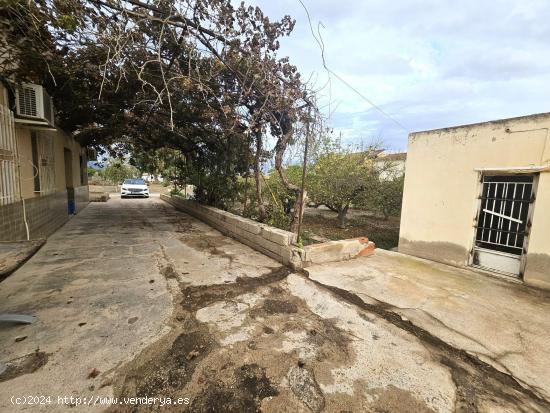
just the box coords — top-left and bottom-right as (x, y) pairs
(192, 364), (278, 412)
(366, 385), (436, 413)
(287, 365), (325, 413)
(108, 267), (292, 412)
(261, 299), (298, 314)
(0, 351), (48, 382)
(108, 265), (361, 413)
(306, 318), (350, 352)
(302, 210), (399, 250)
(180, 235), (234, 260)
(160, 264), (178, 279)
(180, 266), (291, 311)
(108, 315), (214, 413)
(135, 330), (213, 397)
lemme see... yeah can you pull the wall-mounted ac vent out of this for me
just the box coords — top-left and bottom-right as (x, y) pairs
(15, 83), (55, 126)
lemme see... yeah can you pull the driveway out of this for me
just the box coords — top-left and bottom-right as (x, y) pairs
(307, 250), (550, 403)
(1, 195), (549, 412)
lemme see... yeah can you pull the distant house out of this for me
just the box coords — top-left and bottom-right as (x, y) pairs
(141, 173), (164, 183)
(346, 149), (407, 179)
(0, 81), (89, 241)
(342, 149), (406, 180)
(399, 112), (550, 289)
(374, 152), (407, 180)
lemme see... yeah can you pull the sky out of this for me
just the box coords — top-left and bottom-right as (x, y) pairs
(245, 0), (550, 152)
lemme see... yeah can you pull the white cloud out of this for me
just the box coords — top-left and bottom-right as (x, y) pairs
(244, 0), (550, 151)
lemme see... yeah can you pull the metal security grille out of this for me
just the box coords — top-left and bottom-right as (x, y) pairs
(475, 175), (533, 255)
(0, 104), (19, 205)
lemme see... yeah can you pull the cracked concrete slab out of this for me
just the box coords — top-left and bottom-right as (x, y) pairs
(305, 248), (550, 402)
(286, 274), (456, 412)
(2, 195), (549, 412)
(0, 195), (280, 412)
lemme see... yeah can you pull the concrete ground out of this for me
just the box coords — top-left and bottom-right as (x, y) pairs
(306, 251), (550, 402)
(0, 240), (44, 282)
(0, 195), (549, 412)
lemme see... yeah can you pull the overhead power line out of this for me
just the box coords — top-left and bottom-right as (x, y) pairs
(297, 0), (409, 132)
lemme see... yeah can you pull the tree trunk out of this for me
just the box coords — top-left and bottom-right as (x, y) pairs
(274, 130), (303, 233)
(242, 173), (249, 213)
(253, 132), (267, 221)
(337, 204), (349, 228)
(290, 189), (307, 233)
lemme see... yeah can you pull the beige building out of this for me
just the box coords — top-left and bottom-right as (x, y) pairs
(399, 112), (550, 289)
(374, 152), (407, 180)
(0, 82), (89, 241)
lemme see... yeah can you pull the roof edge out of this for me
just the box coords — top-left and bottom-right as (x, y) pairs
(410, 111), (550, 135)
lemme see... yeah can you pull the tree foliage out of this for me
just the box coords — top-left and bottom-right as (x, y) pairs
(358, 175), (405, 220)
(308, 152), (377, 228)
(1, 0), (319, 230)
(102, 159), (140, 184)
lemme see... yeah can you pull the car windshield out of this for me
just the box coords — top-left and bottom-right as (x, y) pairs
(123, 179), (146, 185)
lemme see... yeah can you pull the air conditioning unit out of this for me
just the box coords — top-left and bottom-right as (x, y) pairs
(15, 83), (55, 126)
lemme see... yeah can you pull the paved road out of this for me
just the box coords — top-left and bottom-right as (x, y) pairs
(0, 195), (548, 412)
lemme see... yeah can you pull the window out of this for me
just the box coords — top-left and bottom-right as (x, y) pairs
(123, 179), (146, 185)
(475, 174), (534, 255)
(31, 132), (55, 194)
(0, 104), (18, 205)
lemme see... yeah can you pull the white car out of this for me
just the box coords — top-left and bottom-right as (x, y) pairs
(121, 179), (149, 198)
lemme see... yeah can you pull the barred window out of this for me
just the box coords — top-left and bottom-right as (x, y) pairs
(0, 105), (18, 205)
(31, 132), (56, 195)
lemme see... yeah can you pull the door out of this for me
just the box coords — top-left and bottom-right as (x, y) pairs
(472, 174), (536, 277)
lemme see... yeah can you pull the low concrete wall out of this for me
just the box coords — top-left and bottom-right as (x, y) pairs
(161, 194), (304, 267)
(302, 237), (375, 267)
(161, 195), (376, 269)
(90, 192), (110, 202)
(89, 184), (119, 193)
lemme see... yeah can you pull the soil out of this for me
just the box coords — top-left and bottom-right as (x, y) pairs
(0, 351), (48, 382)
(192, 364), (279, 412)
(301, 208), (400, 250)
(260, 299), (298, 314)
(366, 385), (437, 413)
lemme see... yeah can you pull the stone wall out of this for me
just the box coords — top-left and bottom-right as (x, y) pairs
(161, 194), (376, 269)
(160, 194), (304, 267)
(0, 191), (68, 241)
